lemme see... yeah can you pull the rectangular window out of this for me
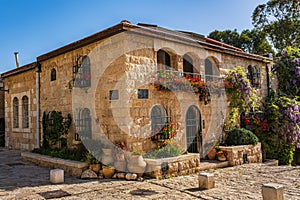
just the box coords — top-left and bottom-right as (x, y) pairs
(138, 89), (149, 99)
(109, 90), (119, 100)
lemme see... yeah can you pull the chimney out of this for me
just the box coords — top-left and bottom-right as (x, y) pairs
(14, 52), (19, 68)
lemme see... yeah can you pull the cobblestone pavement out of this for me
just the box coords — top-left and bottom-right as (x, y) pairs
(0, 148), (300, 200)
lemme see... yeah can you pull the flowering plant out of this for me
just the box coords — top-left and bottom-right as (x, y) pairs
(151, 122), (177, 141)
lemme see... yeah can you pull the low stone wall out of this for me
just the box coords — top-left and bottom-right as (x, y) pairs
(219, 143), (262, 166)
(144, 153), (200, 179)
(21, 152), (89, 178)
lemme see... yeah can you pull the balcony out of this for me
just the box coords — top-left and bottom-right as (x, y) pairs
(154, 68), (224, 95)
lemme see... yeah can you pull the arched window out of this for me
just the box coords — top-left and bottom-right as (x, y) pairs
(205, 58), (213, 82)
(75, 108), (92, 140)
(247, 66), (261, 88)
(157, 49), (171, 67)
(186, 105), (202, 153)
(13, 97), (19, 128)
(151, 105), (168, 133)
(183, 54), (194, 76)
(22, 96), (29, 128)
(50, 68), (56, 81)
(75, 56), (91, 88)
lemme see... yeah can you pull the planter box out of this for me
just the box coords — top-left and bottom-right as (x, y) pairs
(219, 142), (262, 166)
(21, 152), (89, 178)
(144, 153), (200, 179)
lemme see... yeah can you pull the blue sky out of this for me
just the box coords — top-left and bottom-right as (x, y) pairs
(0, 0), (267, 72)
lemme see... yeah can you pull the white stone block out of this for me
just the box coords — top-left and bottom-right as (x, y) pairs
(198, 172), (215, 189)
(262, 183), (284, 200)
(50, 169), (64, 184)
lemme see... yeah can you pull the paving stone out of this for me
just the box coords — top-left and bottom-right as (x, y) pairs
(0, 148), (300, 199)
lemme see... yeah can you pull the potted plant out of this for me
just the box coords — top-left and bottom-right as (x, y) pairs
(102, 165), (115, 179)
(85, 152), (101, 173)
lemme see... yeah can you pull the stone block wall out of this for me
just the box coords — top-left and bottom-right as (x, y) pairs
(144, 153), (200, 179)
(219, 143), (263, 166)
(3, 29), (271, 153)
(4, 68), (37, 150)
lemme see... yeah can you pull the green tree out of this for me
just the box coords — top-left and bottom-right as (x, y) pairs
(252, 0), (300, 52)
(240, 29), (274, 55)
(208, 29), (274, 55)
(208, 29), (241, 48)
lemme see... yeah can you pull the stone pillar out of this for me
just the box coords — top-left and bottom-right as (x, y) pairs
(50, 169), (64, 184)
(262, 183), (284, 200)
(198, 172), (215, 189)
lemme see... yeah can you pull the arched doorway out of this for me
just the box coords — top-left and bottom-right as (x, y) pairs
(186, 105), (202, 153)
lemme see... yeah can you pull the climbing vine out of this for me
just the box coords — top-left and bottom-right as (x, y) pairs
(42, 111), (72, 148)
(224, 66), (261, 129)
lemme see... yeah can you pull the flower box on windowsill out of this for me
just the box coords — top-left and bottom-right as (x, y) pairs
(151, 132), (175, 141)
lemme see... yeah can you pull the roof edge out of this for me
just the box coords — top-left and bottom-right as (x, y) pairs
(1, 62), (37, 78)
(37, 21), (133, 62)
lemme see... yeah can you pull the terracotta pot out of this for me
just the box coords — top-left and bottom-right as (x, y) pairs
(89, 164), (101, 173)
(207, 147), (217, 160)
(217, 151), (227, 161)
(126, 154), (146, 176)
(102, 167), (115, 179)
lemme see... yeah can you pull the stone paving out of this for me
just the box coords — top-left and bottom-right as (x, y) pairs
(0, 148), (300, 200)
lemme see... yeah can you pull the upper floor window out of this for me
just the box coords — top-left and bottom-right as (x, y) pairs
(51, 68), (56, 81)
(74, 56), (91, 88)
(157, 49), (171, 67)
(13, 97), (19, 128)
(205, 58), (213, 82)
(183, 54), (194, 75)
(138, 89), (149, 99)
(247, 66), (261, 88)
(22, 96), (29, 128)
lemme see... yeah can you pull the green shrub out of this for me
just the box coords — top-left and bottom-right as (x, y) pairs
(226, 128), (259, 146)
(278, 144), (295, 165)
(144, 144), (183, 159)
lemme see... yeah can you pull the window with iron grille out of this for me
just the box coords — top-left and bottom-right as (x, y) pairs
(247, 66), (261, 88)
(151, 105), (168, 133)
(22, 96), (29, 128)
(205, 58), (213, 82)
(50, 68), (56, 81)
(138, 89), (149, 99)
(74, 56), (91, 88)
(75, 108), (92, 140)
(157, 49), (171, 67)
(13, 97), (19, 128)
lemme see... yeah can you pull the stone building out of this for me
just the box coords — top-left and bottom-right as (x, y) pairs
(1, 21), (273, 156)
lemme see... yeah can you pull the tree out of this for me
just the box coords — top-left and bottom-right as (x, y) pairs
(208, 29), (241, 48)
(240, 29), (274, 55)
(208, 29), (274, 55)
(252, 0), (300, 52)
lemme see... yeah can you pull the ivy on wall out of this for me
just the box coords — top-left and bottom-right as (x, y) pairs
(42, 111), (72, 148)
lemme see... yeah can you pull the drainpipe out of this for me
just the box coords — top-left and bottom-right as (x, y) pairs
(35, 62), (41, 148)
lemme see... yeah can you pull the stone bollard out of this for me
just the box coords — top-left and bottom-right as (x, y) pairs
(262, 183), (284, 200)
(50, 169), (64, 184)
(198, 173), (215, 189)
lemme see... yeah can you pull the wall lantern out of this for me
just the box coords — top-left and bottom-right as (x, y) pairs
(0, 77), (9, 93)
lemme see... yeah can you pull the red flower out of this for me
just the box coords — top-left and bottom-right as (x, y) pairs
(245, 119), (251, 123)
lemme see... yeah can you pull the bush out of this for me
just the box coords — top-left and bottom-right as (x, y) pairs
(226, 128), (259, 146)
(278, 144), (295, 165)
(144, 144), (183, 159)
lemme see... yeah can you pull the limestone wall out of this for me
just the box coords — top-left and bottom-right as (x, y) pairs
(4, 69), (37, 150)
(219, 143), (263, 166)
(3, 30), (270, 153)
